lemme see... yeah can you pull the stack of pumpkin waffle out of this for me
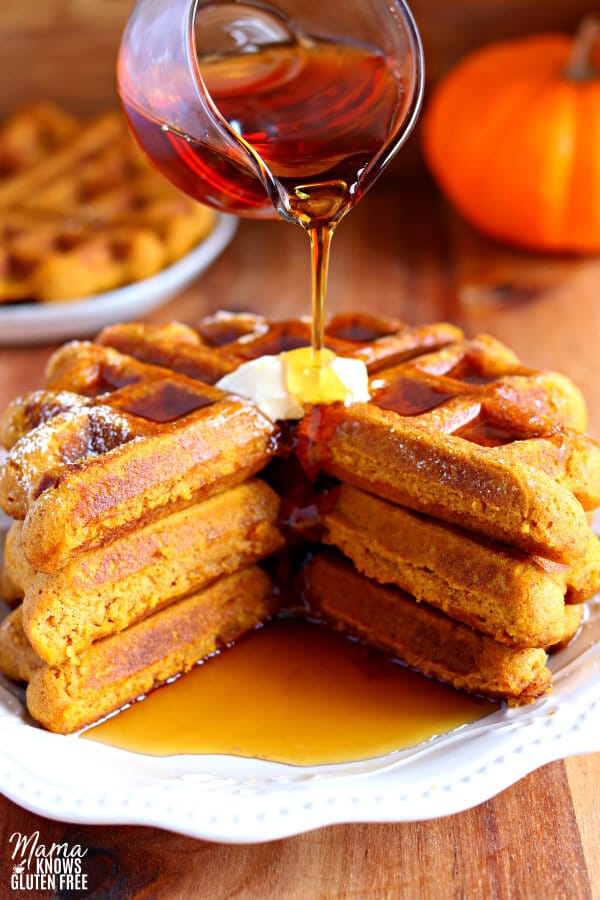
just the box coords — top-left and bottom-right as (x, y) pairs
(0, 102), (215, 304)
(0, 325), (284, 733)
(1, 312), (599, 733)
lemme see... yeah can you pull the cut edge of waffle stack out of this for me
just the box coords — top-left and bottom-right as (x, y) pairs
(0, 330), (284, 732)
(0, 482), (282, 734)
(0, 102), (216, 304)
(0, 567), (275, 735)
(291, 319), (600, 705)
(1, 311), (599, 732)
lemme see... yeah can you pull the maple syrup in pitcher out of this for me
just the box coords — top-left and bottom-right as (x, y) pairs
(122, 38), (402, 221)
(120, 3), (411, 374)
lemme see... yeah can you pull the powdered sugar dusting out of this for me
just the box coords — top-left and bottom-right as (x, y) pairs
(0, 403), (136, 511)
(87, 405), (135, 456)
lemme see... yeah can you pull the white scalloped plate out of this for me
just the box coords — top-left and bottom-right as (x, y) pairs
(0, 214), (237, 346)
(1, 512), (599, 843)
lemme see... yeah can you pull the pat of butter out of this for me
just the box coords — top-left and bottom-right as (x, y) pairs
(216, 351), (370, 421)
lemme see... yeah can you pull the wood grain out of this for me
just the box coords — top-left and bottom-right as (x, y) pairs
(0, 763), (594, 898)
(567, 754), (600, 892)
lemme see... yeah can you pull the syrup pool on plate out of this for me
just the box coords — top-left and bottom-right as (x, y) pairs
(85, 621), (494, 765)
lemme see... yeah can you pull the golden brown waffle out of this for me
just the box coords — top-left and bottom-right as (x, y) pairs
(0, 104), (215, 303)
(0, 346), (276, 571)
(0, 102), (78, 177)
(1, 311), (598, 725)
(2, 480), (283, 666)
(554, 604), (584, 651)
(298, 333), (600, 563)
(2, 313), (598, 569)
(322, 483), (599, 648)
(0, 566), (21, 608)
(302, 551), (553, 705)
(0, 606), (42, 683)
(0, 520), (32, 606)
(97, 312), (465, 381)
(0, 566), (274, 734)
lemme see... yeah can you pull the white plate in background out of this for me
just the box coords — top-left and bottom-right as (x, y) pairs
(0, 512), (599, 843)
(0, 214), (237, 346)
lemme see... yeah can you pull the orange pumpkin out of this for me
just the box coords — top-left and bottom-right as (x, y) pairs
(422, 18), (600, 253)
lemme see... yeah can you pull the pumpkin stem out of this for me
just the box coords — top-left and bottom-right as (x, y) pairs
(564, 15), (600, 81)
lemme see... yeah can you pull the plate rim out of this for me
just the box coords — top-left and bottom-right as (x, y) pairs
(0, 667), (598, 843)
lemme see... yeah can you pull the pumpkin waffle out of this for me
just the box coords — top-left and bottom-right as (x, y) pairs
(554, 603), (585, 652)
(0, 349), (276, 572)
(322, 484), (600, 648)
(0, 103), (78, 177)
(0, 519), (25, 608)
(0, 606), (42, 683)
(0, 566), (275, 734)
(2, 479), (283, 666)
(298, 334), (600, 563)
(302, 551), (556, 704)
(97, 311), (465, 381)
(0, 104), (215, 303)
(1, 311), (599, 726)
(0, 567), (21, 608)
(0, 589), (580, 717)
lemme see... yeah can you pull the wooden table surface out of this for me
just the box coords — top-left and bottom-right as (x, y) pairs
(1, 176), (600, 898)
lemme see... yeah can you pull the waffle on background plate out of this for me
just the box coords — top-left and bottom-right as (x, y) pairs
(1, 311), (599, 733)
(0, 102), (216, 304)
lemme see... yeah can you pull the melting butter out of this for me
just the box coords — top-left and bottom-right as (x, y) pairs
(216, 348), (369, 420)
